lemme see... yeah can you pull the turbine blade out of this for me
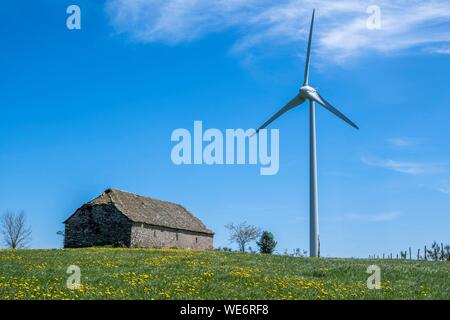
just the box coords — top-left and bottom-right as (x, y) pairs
(308, 91), (359, 129)
(255, 95), (306, 134)
(303, 9), (315, 86)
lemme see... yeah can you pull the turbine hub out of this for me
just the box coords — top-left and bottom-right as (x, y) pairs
(300, 85), (316, 98)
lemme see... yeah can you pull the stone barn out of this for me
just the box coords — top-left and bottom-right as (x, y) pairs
(63, 189), (214, 249)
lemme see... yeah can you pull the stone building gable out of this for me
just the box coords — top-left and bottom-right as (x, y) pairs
(64, 202), (132, 248)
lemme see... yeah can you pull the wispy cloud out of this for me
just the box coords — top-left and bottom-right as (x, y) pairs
(431, 46), (450, 54)
(436, 187), (450, 195)
(105, 0), (450, 62)
(387, 137), (417, 147)
(345, 211), (401, 222)
(361, 157), (445, 174)
(216, 202), (298, 214)
(435, 181), (450, 195)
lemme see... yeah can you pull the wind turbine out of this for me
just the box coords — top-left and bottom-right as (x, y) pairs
(254, 9), (359, 257)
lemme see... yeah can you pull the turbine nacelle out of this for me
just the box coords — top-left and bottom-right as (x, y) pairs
(300, 85), (317, 99)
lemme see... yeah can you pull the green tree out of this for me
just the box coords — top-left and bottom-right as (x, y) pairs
(256, 231), (277, 254)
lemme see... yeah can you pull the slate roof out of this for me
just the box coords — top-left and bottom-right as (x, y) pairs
(65, 189), (214, 235)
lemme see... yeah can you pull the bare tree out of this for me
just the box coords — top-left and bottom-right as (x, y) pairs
(425, 241), (450, 261)
(426, 241), (441, 261)
(225, 222), (260, 253)
(445, 245), (450, 261)
(1, 211), (32, 249)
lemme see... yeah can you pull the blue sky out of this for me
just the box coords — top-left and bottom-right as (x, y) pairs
(1, 0), (449, 257)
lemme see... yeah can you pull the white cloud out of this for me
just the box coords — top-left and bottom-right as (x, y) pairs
(345, 211), (401, 222)
(435, 181), (450, 195)
(105, 0), (262, 44)
(419, 182), (450, 195)
(387, 137), (417, 147)
(432, 47), (450, 54)
(105, 0), (450, 62)
(361, 157), (445, 174)
(437, 187), (450, 195)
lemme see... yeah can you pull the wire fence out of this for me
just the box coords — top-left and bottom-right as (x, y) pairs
(368, 242), (450, 262)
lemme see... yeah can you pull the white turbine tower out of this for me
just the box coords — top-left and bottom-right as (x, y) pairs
(255, 9), (359, 257)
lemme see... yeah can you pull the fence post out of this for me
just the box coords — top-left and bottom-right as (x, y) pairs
(409, 247), (412, 260)
(424, 246), (427, 260)
(417, 248), (420, 260)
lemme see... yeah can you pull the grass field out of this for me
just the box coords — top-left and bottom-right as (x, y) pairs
(0, 248), (448, 300)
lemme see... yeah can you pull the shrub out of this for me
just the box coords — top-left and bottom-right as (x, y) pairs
(256, 231), (277, 254)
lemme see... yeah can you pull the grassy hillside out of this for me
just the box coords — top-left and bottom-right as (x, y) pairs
(0, 248), (448, 300)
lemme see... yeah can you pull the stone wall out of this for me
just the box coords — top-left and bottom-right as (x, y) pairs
(64, 203), (133, 248)
(130, 223), (213, 250)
